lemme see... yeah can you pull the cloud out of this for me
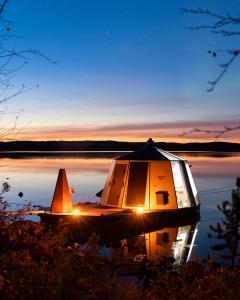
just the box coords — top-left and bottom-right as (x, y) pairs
(18, 119), (240, 142)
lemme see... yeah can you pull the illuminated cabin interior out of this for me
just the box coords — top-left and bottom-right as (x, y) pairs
(101, 138), (199, 211)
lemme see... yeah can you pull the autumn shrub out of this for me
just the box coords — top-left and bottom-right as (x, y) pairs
(1, 181), (240, 300)
(145, 259), (240, 300)
(1, 218), (240, 300)
(0, 221), (142, 300)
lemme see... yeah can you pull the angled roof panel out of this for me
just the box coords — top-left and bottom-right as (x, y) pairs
(115, 138), (184, 161)
(156, 148), (183, 161)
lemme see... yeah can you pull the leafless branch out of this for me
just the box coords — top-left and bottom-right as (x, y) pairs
(0, 1), (57, 105)
(181, 8), (240, 31)
(211, 29), (240, 37)
(0, 84), (25, 104)
(0, 1), (57, 142)
(179, 125), (240, 140)
(0, 109), (26, 142)
(207, 50), (239, 92)
(182, 8), (240, 91)
(0, 0), (8, 15)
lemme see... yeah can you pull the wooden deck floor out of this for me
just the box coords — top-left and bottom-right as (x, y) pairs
(43, 204), (129, 217)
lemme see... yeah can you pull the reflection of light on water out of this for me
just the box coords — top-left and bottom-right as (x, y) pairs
(145, 224), (199, 264)
(172, 225), (199, 265)
(1, 156), (113, 206)
(186, 227), (199, 262)
(97, 224), (198, 266)
(173, 226), (191, 265)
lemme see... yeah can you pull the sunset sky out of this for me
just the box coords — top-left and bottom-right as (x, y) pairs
(3, 0), (240, 142)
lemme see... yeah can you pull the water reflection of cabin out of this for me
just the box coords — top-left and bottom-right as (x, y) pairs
(101, 138), (200, 212)
(108, 224), (198, 265)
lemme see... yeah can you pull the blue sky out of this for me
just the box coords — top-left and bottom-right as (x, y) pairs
(3, 0), (240, 141)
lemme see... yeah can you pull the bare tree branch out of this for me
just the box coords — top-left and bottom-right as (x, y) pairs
(179, 125), (240, 140)
(0, 0), (8, 15)
(181, 8), (240, 30)
(182, 8), (240, 92)
(207, 50), (239, 92)
(211, 29), (240, 37)
(0, 1), (57, 142)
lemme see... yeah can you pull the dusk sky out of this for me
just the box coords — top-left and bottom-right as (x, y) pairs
(4, 0), (240, 142)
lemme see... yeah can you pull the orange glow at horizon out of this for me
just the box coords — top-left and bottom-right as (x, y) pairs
(15, 132), (240, 143)
(4, 121), (240, 143)
(11, 112), (238, 144)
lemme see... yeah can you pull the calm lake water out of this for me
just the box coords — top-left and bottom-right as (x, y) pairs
(1, 151), (240, 263)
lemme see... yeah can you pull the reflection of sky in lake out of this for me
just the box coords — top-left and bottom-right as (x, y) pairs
(1, 152), (239, 259)
(1, 155), (112, 206)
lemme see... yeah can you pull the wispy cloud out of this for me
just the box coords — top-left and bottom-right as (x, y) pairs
(18, 119), (240, 142)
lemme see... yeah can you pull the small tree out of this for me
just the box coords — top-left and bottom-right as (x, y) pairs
(208, 178), (240, 267)
(0, 180), (10, 224)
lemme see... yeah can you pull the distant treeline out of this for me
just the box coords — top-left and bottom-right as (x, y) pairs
(0, 140), (240, 152)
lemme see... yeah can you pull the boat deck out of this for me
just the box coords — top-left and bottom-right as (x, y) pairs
(43, 205), (133, 217)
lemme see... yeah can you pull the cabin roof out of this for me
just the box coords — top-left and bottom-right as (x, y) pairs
(115, 138), (183, 161)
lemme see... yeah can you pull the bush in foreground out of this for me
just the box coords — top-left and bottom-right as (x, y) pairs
(0, 220), (240, 300)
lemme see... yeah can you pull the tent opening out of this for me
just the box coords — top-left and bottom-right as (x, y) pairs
(126, 162), (148, 206)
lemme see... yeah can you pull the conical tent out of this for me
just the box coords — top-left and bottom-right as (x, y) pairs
(101, 139), (199, 211)
(50, 169), (74, 213)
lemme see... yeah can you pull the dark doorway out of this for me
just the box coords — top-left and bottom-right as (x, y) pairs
(126, 162), (148, 206)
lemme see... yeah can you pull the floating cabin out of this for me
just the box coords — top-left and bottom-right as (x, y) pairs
(101, 138), (200, 212)
(40, 138), (200, 230)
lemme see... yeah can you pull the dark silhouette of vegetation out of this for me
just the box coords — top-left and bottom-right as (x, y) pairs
(1, 180), (240, 299)
(1, 219), (240, 299)
(0, 180), (9, 218)
(208, 178), (240, 267)
(0, 140), (239, 152)
(182, 7), (240, 92)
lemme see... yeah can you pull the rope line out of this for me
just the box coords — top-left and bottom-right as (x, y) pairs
(198, 185), (235, 193)
(199, 189), (233, 196)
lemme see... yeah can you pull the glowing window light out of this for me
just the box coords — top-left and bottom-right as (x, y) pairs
(136, 208), (143, 214)
(73, 208), (80, 215)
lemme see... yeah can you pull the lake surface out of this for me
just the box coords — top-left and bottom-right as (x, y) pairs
(1, 151), (240, 263)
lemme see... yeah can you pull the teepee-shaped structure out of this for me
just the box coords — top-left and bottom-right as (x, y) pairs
(50, 169), (74, 213)
(101, 138), (199, 211)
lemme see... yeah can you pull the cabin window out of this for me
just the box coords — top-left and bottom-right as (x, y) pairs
(185, 163), (200, 205)
(156, 191), (169, 205)
(106, 164), (127, 206)
(125, 162), (148, 206)
(171, 161), (191, 208)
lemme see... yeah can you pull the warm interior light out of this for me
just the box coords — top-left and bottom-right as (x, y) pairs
(73, 208), (80, 215)
(136, 208), (143, 214)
